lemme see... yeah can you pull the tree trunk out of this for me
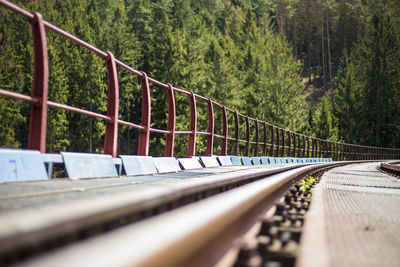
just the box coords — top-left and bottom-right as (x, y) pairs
(293, 14), (297, 60)
(321, 1), (327, 92)
(307, 2), (312, 83)
(326, 2), (334, 110)
(89, 100), (93, 153)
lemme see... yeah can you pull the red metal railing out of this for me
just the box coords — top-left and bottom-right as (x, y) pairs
(1, 0), (399, 160)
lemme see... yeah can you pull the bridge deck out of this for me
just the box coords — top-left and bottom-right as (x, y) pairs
(0, 164), (294, 213)
(297, 162), (400, 267)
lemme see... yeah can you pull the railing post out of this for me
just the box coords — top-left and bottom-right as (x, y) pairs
(220, 106), (228, 156)
(360, 146), (363, 160)
(269, 124), (274, 157)
(333, 142), (336, 160)
(312, 138), (315, 158)
(357, 145), (360, 160)
(306, 136), (310, 158)
(326, 141), (329, 158)
(350, 145), (354, 160)
(206, 98), (214, 156)
(341, 143), (344, 160)
(245, 116), (250, 156)
(234, 110), (239, 155)
(343, 143), (346, 160)
(188, 91), (197, 157)
(321, 140), (324, 158)
(28, 12), (49, 153)
(262, 122), (267, 156)
(328, 141), (332, 159)
(280, 128), (284, 157)
(138, 72), (151, 156)
(254, 120), (259, 156)
(275, 127), (280, 157)
(302, 135), (306, 157)
(164, 83), (176, 157)
(318, 139), (322, 158)
(298, 135), (302, 158)
(348, 144), (351, 160)
(333, 142), (336, 159)
(287, 131), (292, 157)
(103, 52), (119, 157)
(298, 135), (302, 157)
(293, 133), (297, 157)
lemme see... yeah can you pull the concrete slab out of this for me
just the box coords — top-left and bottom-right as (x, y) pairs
(297, 162), (400, 267)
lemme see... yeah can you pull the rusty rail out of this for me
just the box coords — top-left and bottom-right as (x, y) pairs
(0, 0), (399, 160)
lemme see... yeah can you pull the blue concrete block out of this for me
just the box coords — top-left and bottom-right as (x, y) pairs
(242, 157), (253, 165)
(120, 155), (158, 176)
(0, 148), (48, 182)
(230, 156), (242, 165)
(260, 157), (269, 164)
(154, 157), (181, 173)
(252, 157), (261, 165)
(216, 156), (233, 166)
(179, 158), (203, 170)
(199, 156), (220, 167)
(285, 158), (293, 163)
(61, 152), (118, 179)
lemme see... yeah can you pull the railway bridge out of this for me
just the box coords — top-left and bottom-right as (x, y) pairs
(1, 1), (400, 266)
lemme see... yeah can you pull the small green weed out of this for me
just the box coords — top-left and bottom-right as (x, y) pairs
(299, 176), (320, 193)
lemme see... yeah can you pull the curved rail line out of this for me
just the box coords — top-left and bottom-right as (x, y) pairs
(380, 162), (400, 175)
(1, 161), (351, 266)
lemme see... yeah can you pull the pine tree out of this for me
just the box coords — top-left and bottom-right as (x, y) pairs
(358, 12), (400, 147)
(335, 51), (362, 144)
(314, 96), (338, 140)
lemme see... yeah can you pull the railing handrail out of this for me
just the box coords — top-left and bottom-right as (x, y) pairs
(0, 0), (399, 160)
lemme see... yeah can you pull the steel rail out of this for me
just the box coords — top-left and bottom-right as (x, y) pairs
(380, 162), (400, 174)
(19, 162), (345, 267)
(0, 163), (323, 264)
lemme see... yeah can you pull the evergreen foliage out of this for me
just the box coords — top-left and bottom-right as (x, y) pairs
(0, 0), (306, 156)
(335, 12), (400, 147)
(1, 0), (399, 154)
(314, 96), (338, 140)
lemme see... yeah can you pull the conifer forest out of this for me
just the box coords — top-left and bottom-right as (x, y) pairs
(1, 0), (399, 156)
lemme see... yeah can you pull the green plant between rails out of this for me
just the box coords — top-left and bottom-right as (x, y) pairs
(299, 176), (320, 193)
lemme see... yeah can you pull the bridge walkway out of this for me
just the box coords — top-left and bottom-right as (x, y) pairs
(297, 162), (400, 267)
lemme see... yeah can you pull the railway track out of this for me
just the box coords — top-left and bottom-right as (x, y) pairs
(0, 161), (351, 267)
(380, 162), (400, 176)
